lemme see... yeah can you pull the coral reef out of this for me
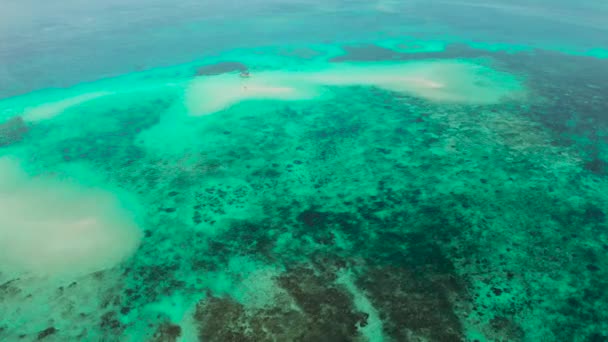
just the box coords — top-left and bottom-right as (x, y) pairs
(1, 41), (607, 341)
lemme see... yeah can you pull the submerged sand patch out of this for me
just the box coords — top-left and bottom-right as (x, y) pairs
(0, 158), (141, 279)
(22, 92), (111, 122)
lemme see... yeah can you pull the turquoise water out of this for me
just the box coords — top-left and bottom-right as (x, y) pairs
(1, 2), (608, 341)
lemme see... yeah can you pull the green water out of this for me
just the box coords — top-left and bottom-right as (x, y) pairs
(1, 10), (608, 342)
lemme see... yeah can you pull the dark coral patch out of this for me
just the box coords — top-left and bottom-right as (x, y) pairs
(489, 316), (525, 341)
(151, 323), (182, 342)
(193, 265), (367, 341)
(357, 266), (465, 342)
(0, 116), (28, 147)
(584, 158), (607, 174)
(297, 209), (330, 227)
(330, 44), (399, 62)
(196, 61), (248, 76)
(36, 327), (57, 340)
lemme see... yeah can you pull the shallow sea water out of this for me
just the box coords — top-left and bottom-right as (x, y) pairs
(1, 1), (608, 341)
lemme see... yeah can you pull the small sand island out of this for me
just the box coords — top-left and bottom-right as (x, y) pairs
(185, 60), (523, 116)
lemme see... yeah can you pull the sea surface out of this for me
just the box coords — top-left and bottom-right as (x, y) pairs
(1, 1), (608, 341)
